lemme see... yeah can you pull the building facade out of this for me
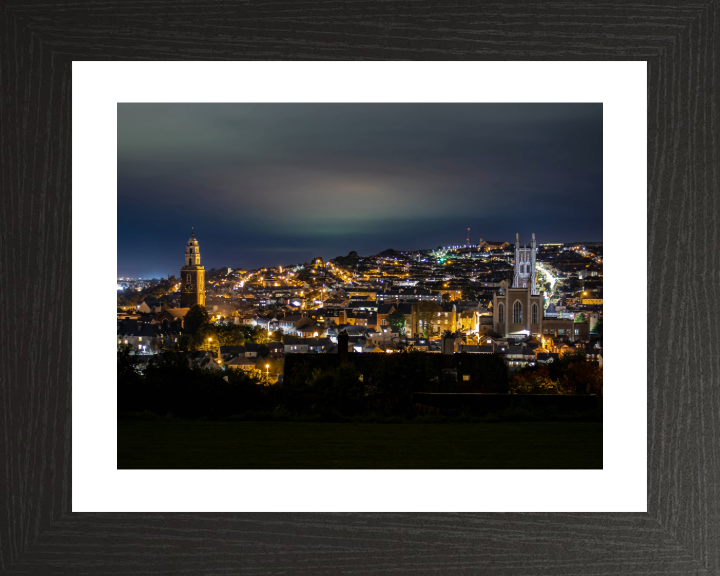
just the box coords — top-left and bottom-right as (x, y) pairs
(492, 233), (543, 337)
(180, 231), (205, 308)
(478, 237), (510, 252)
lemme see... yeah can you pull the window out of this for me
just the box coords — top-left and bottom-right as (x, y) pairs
(138, 337), (142, 341)
(543, 329), (548, 334)
(462, 374), (470, 381)
(559, 329), (564, 334)
(513, 301), (522, 323)
(574, 329), (579, 335)
(498, 303), (504, 323)
(532, 303), (538, 324)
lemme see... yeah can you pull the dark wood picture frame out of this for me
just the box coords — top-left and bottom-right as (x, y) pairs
(2, 2), (717, 574)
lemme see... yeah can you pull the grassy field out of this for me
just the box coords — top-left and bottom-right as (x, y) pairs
(118, 419), (602, 469)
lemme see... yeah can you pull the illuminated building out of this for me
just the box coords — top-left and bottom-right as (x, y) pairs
(492, 233), (543, 337)
(180, 230), (206, 308)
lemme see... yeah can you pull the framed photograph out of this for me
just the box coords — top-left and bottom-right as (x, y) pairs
(114, 101), (606, 474)
(4, 4), (717, 574)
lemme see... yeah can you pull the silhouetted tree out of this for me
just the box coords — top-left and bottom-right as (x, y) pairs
(184, 304), (210, 335)
(386, 309), (407, 335)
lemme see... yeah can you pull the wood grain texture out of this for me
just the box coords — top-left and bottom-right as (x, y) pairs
(1, 1), (718, 573)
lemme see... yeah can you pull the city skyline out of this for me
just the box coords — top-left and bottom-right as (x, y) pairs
(118, 103), (602, 277)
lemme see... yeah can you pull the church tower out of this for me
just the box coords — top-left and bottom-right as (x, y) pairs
(513, 232), (537, 295)
(492, 232), (543, 338)
(180, 230), (205, 308)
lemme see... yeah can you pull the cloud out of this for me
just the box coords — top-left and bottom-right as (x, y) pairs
(117, 103), (602, 275)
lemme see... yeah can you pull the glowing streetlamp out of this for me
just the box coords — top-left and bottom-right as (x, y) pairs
(266, 364), (269, 382)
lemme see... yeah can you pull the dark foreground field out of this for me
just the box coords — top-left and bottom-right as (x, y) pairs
(118, 420), (602, 469)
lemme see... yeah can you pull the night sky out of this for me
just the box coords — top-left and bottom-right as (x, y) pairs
(118, 103), (602, 278)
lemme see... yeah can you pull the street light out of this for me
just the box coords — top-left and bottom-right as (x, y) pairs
(266, 364), (270, 382)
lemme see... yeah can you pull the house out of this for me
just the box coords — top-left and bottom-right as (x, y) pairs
(255, 316), (279, 332)
(326, 325), (370, 346)
(243, 344), (259, 358)
(541, 319), (590, 342)
(297, 323), (323, 338)
(322, 297), (350, 308)
(346, 312), (373, 327)
(225, 356), (257, 372)
(457, 344), (494, 354)
(136, 299), (163, 314)
(306, 338), (332, 354)
(207, 301), (242, 320)
(502, 346), (536, 370)
(479, 239), (510, 252)
(362, 344), (385, 353)
(284, 338), (332, 354)
(117, 321), (158, 353)
(154, 307), (190, 327)
(377, 303), (397, 328)
(267, 342), (285, 358)
(411, 302), (457, 336)
(350, 336), (368, 353)
(219, 345), (245, 359)
(188, 352), (224, 372)
(347, 300), (378, 312)
(404, 337), (430, 352)
(535, 352), (557, 364)
(367, 326), (400, 348)
(153, 320), (185, 349)
(584, 343), (602, 362)
(458, 309), (480, 333)
(278, 314), (308, 335)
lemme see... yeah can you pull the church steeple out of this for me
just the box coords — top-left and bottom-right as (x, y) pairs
(512, 232), (538, 295)
(185, 231), (201, 267)
(181, 231), (205, 308)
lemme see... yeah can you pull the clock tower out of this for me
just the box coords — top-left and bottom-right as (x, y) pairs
(180, 231), (205, 308)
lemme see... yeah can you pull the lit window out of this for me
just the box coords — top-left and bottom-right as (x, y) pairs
(462, 374), (470, 381)
(513, 301), (522, 323)
(138, 337), (142, 341)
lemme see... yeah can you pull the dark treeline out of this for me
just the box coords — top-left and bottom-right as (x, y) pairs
(118, 346), (275, 419)
(509, 352), (603, 396)
(118, 347), (509, 420)
(119, 346), (600, 421)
